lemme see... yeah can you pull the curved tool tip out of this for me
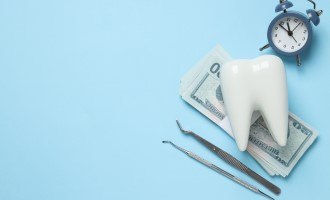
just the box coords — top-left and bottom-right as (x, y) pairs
(175, 120), (191, 134)
(162, 140), (170, 144)
(175, 120), (183, 131)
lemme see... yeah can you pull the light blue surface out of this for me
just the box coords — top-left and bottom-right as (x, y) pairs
(0, 1), (329, 199)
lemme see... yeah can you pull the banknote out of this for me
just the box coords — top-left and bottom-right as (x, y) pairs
(179, 45), (318, 177)
(248, 113), (318, 177)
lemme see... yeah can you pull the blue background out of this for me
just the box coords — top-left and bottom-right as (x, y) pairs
(0, 0), (329, 199)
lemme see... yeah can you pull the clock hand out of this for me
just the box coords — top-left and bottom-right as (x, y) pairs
(287, 22), (291, 32)
(279, 24), (289, 32)
(291, 35), (297, 43)
(292, 22), (301, 32)
(286, 22), (296, 42)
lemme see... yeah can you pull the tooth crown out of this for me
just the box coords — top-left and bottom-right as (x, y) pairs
(220, 55), (288, 151)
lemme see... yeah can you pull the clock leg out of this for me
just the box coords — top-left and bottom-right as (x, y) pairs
(296, 54), (301, 66)
(259, 44), (270, 51)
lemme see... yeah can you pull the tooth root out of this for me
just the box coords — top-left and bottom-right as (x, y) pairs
(223, 94), (253, 151)
(232, 106), (253, 151)
(260, 95), (288, 146)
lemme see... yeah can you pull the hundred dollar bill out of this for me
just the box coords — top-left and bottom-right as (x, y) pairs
(180, 45), (260, 138)
(247, 114), (318, 177)
(179, 45), (318, 177)
(250, 151), (278, 176)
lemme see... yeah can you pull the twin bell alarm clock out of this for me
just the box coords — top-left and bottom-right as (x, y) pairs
(260, 0), (323, 66)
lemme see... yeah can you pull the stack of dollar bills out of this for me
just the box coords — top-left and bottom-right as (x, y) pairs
(179, 45), (318, 177)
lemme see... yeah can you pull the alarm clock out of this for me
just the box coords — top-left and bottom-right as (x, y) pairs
(260, 0), (323, 66)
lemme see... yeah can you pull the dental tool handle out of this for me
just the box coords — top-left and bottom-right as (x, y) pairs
(187, 151), (234, 179)
(190, 132), (281, 195)
(163, 141), (274, 200)
(186, 151), (274, 200)
(187, 152), (255, 189)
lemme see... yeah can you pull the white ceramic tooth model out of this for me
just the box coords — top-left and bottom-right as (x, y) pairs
(220, 55), (288, 151)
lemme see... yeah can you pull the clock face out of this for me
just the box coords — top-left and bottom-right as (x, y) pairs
(271, 16), (309, 53)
